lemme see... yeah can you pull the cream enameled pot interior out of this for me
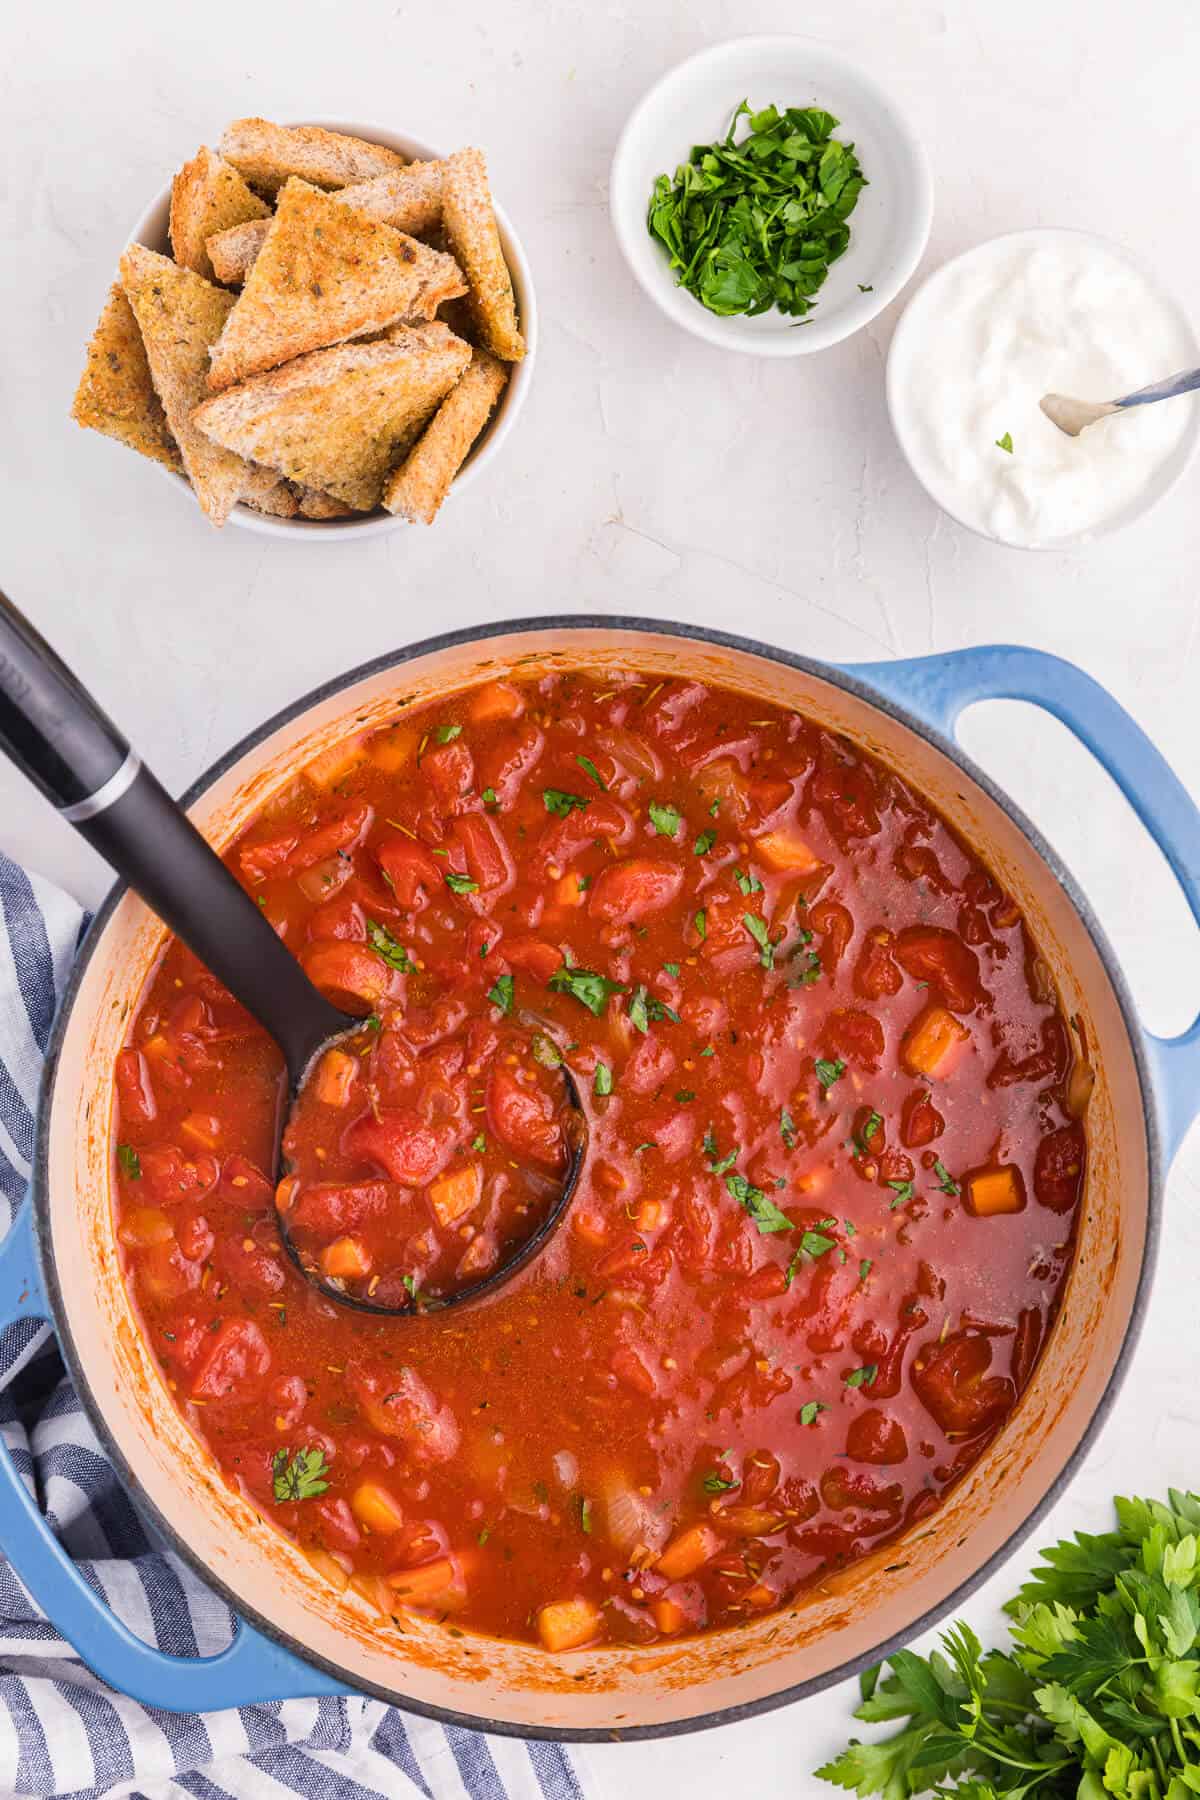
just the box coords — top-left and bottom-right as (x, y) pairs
(42, 626), (1149, 1733)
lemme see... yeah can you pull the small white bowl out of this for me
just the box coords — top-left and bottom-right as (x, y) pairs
(885, 227), (1200, 549)
(609, 36), (932, 357)
(128, 119), (537, 538)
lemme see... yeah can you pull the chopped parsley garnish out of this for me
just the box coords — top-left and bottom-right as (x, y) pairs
(887, 1179), (915, 1209)
(402, 1274), (426, 1303)
(365, 918), (417, 973)
(593, 1062), (613, 1097)
(481, 786), (498, 807)
(575, 754), (607, 790)
(858, 1258), (872, 1281)
(781, 1106), (797, 1150)
(272, 1447), (330, 1502)
(435, 723), (462, 744)
(543, 787), (588, 818)
(646, 101), (867, 322)
(702, 1469), (739, 1494)
(675, 1088), (696, 1103)
(471, 1133), (487, 1153)
(734, 867), (764, 896)
(850, 1111), (883, 1157)
(814, 1057), (845, 1092)
(792, 951), (823, 986)
(548, 966), (625, 1015)
(662, 961), (680, 977)
(117, 1144), (141, 1180)
(628, 985), (680, 1033)
(743, 912), (774, 970)
(694, 908), (708, 941)
(934, 1158), (961, 1195)
(444, 871), (479, 895)
(531, 1032), (563, 1069)
(648, 800), (683, 838)
(488, 973), (514, 1014)
(844, 1363), (878, 1389)
(694, 829), (717, 856)
(799, 1401), (828, 1426)
(995, 431), (1014, 453)
(726, 1171), (791, 1233)
(578, 1495), (593, 1533)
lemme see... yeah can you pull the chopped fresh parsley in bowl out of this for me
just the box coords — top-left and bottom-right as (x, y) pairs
(647, 101), (867, 321)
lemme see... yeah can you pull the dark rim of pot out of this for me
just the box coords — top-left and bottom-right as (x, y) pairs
(32, 614), (1163, 1742)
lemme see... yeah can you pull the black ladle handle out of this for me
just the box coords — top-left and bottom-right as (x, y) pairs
(0, 589), (349, 1083)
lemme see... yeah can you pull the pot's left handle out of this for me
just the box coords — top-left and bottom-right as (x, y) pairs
(846, 644), (1200, 1162)
(0, 1204), (353, 1710)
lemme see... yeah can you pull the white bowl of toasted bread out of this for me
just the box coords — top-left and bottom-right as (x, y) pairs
(72, 117), (536, 536)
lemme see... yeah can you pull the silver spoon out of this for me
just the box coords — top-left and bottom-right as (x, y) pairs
(1040, 366), (1200, 437)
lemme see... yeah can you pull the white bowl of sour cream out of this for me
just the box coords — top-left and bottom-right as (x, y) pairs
(886, 228), (1200, 548)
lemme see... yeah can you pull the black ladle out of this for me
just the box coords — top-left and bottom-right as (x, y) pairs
(0, 590), (584, 1316)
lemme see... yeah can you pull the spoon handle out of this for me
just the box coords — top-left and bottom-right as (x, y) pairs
(0, 589), (348, 1082)
(1116, 366), (1200, 409)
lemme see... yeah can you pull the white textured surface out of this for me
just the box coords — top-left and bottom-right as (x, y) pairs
(3, 0), (1200, 1789)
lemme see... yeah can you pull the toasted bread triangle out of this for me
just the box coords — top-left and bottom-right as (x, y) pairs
(192, 325), (472, 511)
(441, 148), (525, 361)
(119, 244), (263, 526)
(169, 146), (269, 282)
(220, 118), (407, 197)
(205, 179), (466, 391)
(383, 348), (507, 523)
(72, 283), (181, 471)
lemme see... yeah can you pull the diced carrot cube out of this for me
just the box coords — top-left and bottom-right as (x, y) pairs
(744, 1582), (777, 1609)
(180, 1112), (221, 1151)
(536, 1597), (603, 1652)
(304, 736), (365, 790)
(902, 1005), (970, 1078)
(650, 1598), (688, 1636)
(142, 1033), (173, 1065)
(314, 1048), (359, 1108)
(553, 871), (588, 908)
(967, 1166), (1026, 1217)
(572, 1208), (610, 1247)
(427, 1162), (483, 1229)
(387, 1555), (469, 1610)
(117, 1207), (174, 1249)
(322, 1236), (372, 1280)
(753, 829), (819, 872)
(350, 1481), (406, 1534)
(655, 1523), (722, 1580)
(469, 680), (525, 724)
(633, 1198), (666, 1231)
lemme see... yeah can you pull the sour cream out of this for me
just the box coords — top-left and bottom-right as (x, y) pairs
(888, 231), (1198, 547)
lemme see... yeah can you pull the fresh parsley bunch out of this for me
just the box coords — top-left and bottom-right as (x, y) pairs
(647, 101), (866, 319)
(817, 1489), (1200, 1800)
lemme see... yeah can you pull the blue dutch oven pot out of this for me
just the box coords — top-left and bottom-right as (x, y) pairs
(0, 619), (1196, 1736)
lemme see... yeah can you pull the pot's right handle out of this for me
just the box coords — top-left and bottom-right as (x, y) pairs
(0, 1203), (352, 1710)
(845, 644), (1200, 1162)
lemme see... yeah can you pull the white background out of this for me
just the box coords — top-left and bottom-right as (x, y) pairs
(3, 0), (1200, 1791)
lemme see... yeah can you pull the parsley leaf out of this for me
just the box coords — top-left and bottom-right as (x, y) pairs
(694, 829), (717, 856)
(488, 973), (514, 1014)
(933, 1159), (961, 1196)
(575, 754), (607, 790)
(471, 1133), (486, 1152)
(435, 723), (462, 743)
(702, 1469), (739, 1494)
(887, 1178), (915, 1209)
(531, 1032), (563, 1069)
(548, 967), (625, 1016)
(694, 908), (708, 941)
(743, 912), (774, 970)
(444, 871), (479, 895)
(781, 1106), (797, 1150)
(799, 1401), (828, 1426)
(543, 788), (588, 817)
(648, 800), (683, 838)
(481, 786), (498, 807)
(995, 431), (1014, 453)
(734, 866), (764, 895)
(785, 1228), (837, 1285)
(844, 1363), (878, 1389)
(815, 1057), (845, 1092)
(726, 1171), (791, 1233)
(365, 918), (416, 973)
(593, 1062), (613, 1097)
(272, 1447), (330, 1502)
(628, 984), (680, 1033)
(117, 1143), (141, 1180)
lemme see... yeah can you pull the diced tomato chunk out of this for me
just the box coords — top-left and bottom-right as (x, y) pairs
(912, 1332), (1014, 1438)
(845, 1409), (908, 1465)
(420, 739), (476, 814)
(191, 1319), (272, 1401)
(501, 936), (563, 983)
(486, 1065), (565, 1171)
(469, 680), (525, 723)
(450, 813), (515, 900)
(343, 1113), (459, 1186)
(375, 835), (443, 910)
(115, 1048), (156, 1124)
(1033, 1123), (1085, 1213)
(346, 1361), (460, 1461)
(821, 1008), (885, 1071)
(300, 941), (398, 1012)
(239, 803), (371, 883)
(894, 926), (982, 1012)
(140, 1146), (218, 1204)
(588, 858), (684, 923)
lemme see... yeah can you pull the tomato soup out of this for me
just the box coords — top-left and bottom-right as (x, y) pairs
(110, 668), (1086, 1651)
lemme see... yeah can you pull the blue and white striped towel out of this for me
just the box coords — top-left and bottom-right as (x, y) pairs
(0, 850), (594, 1800)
